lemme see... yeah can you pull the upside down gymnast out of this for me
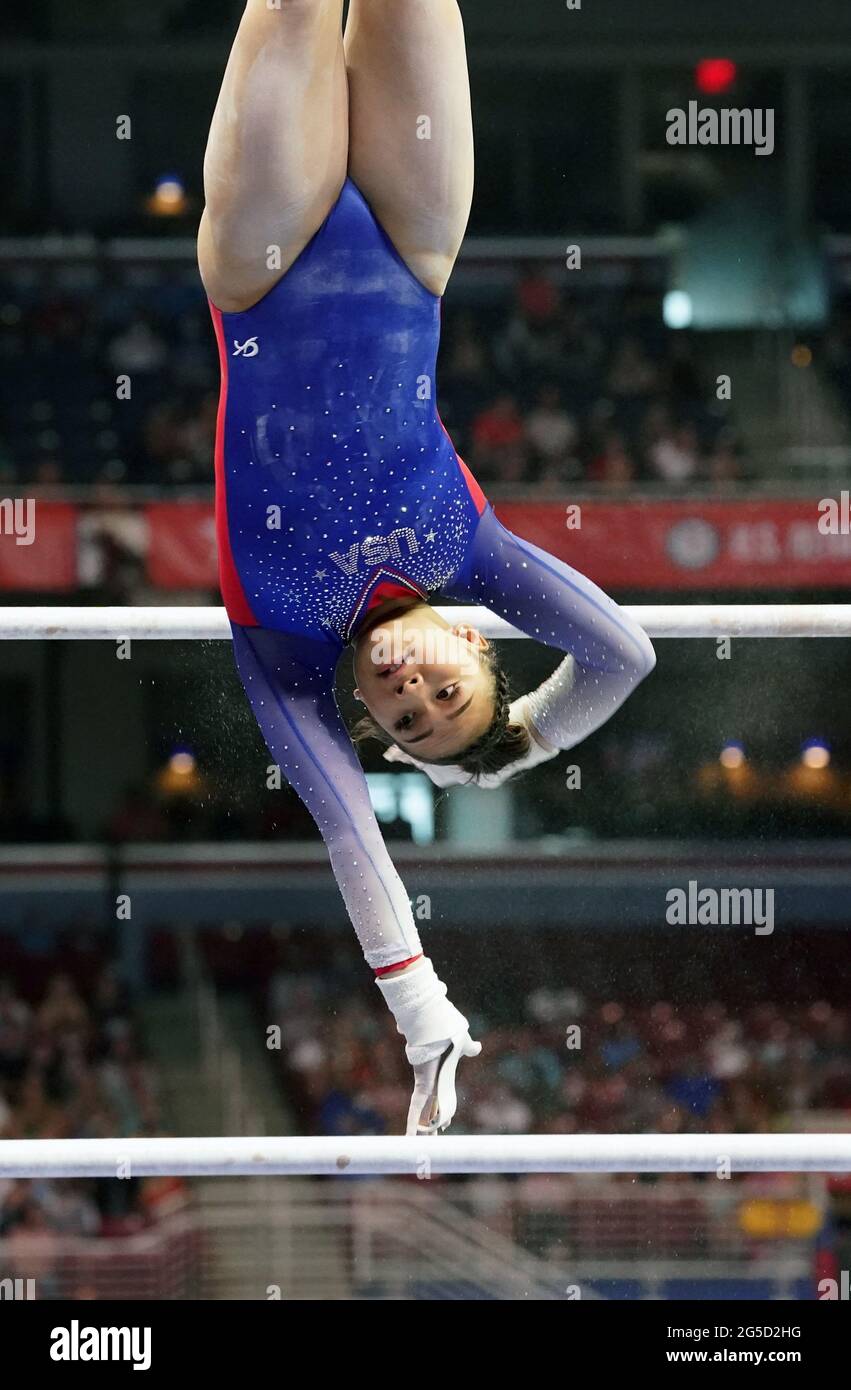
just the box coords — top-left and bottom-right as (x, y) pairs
(198, 0), (656, 1135)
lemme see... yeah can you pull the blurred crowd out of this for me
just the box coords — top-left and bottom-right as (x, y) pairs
(267, 960), (851, 1140)
(441, 273), (742, 490)
(0, 963), (180, 1280)
(0, 270), (217, 488)
(0, 918), (847, 1294)
(0, 263), (745, 492)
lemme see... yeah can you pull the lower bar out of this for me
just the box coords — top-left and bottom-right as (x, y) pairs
(0, 1133), (849, 1178)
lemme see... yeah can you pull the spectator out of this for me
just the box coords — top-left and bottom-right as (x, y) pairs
(525, 383), (580, 480)
(588, 429), (636, 491)
(493, 287), (566, 385)
(4, 1202), (62, 1300)
(515, 267), (561, 326)
(471, 393), (528, 482)
(607, 336), (659, 403)
(0, 979), (31, 1085)
(473, 1081), (533, 1135)
(36, 974), (90, 1039)
(646, 421), (701, 485)
(443, 310), (489, 388)
(106, 316), (168, 379)
(705, 430), (741, 487)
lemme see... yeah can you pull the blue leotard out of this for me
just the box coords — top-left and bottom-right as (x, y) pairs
(210, 178), (487, 641)
(210, 179), (655, 972)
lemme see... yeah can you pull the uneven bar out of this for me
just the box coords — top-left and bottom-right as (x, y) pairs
(1, 604), (851, 640)
(0, 1133), (849, 1178)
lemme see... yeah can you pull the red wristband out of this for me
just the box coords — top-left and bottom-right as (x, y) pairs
(374, 953), (424, 978)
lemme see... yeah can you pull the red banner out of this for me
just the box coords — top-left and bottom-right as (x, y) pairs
(4, 497), (851, 594)
(496, 499), (851, 590)
(146, 502), (218, 590)
(0, 502), (77, 590)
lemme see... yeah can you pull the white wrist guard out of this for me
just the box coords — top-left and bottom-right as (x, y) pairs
(376, 957), (469, 1065)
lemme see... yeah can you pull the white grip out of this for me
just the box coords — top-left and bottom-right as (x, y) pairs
(376, 958), (469, 1064)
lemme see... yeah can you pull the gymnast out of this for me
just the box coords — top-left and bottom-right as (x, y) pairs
(198, 0), (656, 1135)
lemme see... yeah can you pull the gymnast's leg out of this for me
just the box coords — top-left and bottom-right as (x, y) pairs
(198, 0), (349, 312)
(344, 0), (475, 296)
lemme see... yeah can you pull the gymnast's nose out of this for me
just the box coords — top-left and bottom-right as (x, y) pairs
(395, 671), (422, 696)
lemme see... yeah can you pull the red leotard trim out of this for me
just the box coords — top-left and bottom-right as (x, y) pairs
(209, 303), (260, 628)
(456, 453), (487, 514)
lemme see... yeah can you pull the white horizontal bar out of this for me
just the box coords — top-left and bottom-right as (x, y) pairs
(0, 1133), (849, 1178)
(624, 604), (851, 638)
(0, 606), (233, 641)
(1, 604), (851, 640)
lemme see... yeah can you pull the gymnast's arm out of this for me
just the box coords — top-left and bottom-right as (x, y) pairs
(444, 505), (656, 762)
(230, 626), (475, 1116)
(231, 625), (428, 972)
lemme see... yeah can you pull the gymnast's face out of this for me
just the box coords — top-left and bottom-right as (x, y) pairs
(353, 608), (494, 760)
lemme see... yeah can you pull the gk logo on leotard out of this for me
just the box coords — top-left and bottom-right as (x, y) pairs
(329, 527), (420, 576)
(232, 337), (259, 358)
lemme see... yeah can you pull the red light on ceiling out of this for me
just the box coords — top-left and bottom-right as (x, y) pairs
(695, 59), (738, 95)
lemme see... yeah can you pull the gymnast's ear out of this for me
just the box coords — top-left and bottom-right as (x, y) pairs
(451, 624), (489, 652)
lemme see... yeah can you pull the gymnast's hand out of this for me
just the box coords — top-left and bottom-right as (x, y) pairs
(374, 957), (480, 1134)
(406, 1031), (482, 1136)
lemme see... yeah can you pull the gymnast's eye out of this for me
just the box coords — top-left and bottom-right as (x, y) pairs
(436, 684), (458, 702)
(395, 712), (415, 732)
